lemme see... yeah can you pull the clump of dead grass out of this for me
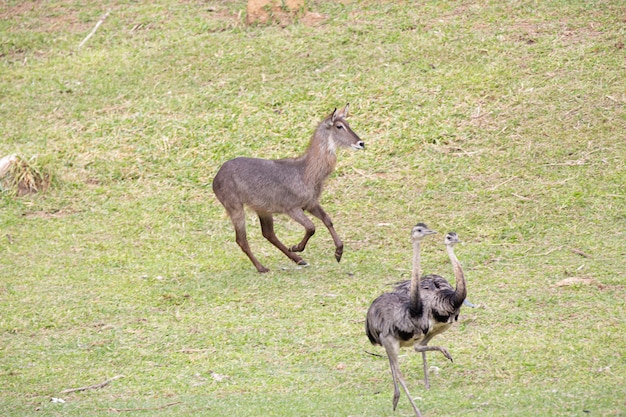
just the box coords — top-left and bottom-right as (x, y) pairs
(0, 154), (52, 196)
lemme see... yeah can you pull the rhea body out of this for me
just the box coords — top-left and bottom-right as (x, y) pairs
(393, 232), (466, 389)
(365, 223), (441, 417)
(212, 105), (364, 273)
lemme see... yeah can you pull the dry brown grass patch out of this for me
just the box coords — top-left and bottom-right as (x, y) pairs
(0, 154), (52, 196)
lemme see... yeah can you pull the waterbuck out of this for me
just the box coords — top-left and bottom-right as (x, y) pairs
(212, 104), (365, 273)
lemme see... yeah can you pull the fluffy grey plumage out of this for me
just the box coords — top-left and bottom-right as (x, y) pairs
(393, 274), (462, 328)
(365, 290), (428, 347)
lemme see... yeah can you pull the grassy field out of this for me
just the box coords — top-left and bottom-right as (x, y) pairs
(1, 1), (625, 416)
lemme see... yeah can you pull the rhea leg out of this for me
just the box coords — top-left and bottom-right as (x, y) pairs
(414, 345), (453, 390)
(259, 214), (308, 266)
(307, 204), (344, 262)
(384, 343), (401, 411)
(421, 352), (430, 390)
(382, 337), (422, 417)
(225, 206), (269, 273)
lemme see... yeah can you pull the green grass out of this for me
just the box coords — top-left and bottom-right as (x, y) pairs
(1, 1), (625, 416)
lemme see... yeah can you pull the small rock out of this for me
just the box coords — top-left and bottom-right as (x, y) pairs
(210, 371), (229, 382)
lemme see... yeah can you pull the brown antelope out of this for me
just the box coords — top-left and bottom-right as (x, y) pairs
(212, 104), (364, 273)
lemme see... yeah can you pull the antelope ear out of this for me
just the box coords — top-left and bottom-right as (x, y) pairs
(341, 103), (349, 118)
(329, 108), (338, 124)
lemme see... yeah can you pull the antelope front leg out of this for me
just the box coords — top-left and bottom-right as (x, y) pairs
(286, 208), (316, 254)
(308, 205), (343, 262)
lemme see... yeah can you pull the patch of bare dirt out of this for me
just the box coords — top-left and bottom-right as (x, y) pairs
(1, 1), (91, 33)
(23, 209), (77, 219)
(301, 12), (327, 27)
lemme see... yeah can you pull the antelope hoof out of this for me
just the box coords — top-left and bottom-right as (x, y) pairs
(297, 260), (309, 267)
(290, 245), (303, 253)
(257, 266), (270, 273)
(335, 249), (343, 263)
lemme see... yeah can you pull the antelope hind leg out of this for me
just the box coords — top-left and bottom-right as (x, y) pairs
(259, 214), (308, 266)
(230, 208), (269, 273)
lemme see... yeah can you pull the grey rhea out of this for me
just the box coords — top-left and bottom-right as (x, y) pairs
(365, 223), (438, 417)
(393, 231), (467, 389)
(212, 104), (364, 273)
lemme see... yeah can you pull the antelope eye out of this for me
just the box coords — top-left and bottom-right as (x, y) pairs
(336, 124), (344, 129)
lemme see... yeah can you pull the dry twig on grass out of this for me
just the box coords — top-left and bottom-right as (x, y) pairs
(364, 350), (385, 358)
(179, 348), (214, 353)
(570, 248), (591, 258)
(100, 401), (182, 412)
(554, 277), (604, 289)
(78, 10), (111, 49)
(60, 375), (124, 394)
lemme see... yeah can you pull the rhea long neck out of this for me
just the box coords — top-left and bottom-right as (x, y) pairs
(446, 244), (467, 309)
(409, 239), (423, 314)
